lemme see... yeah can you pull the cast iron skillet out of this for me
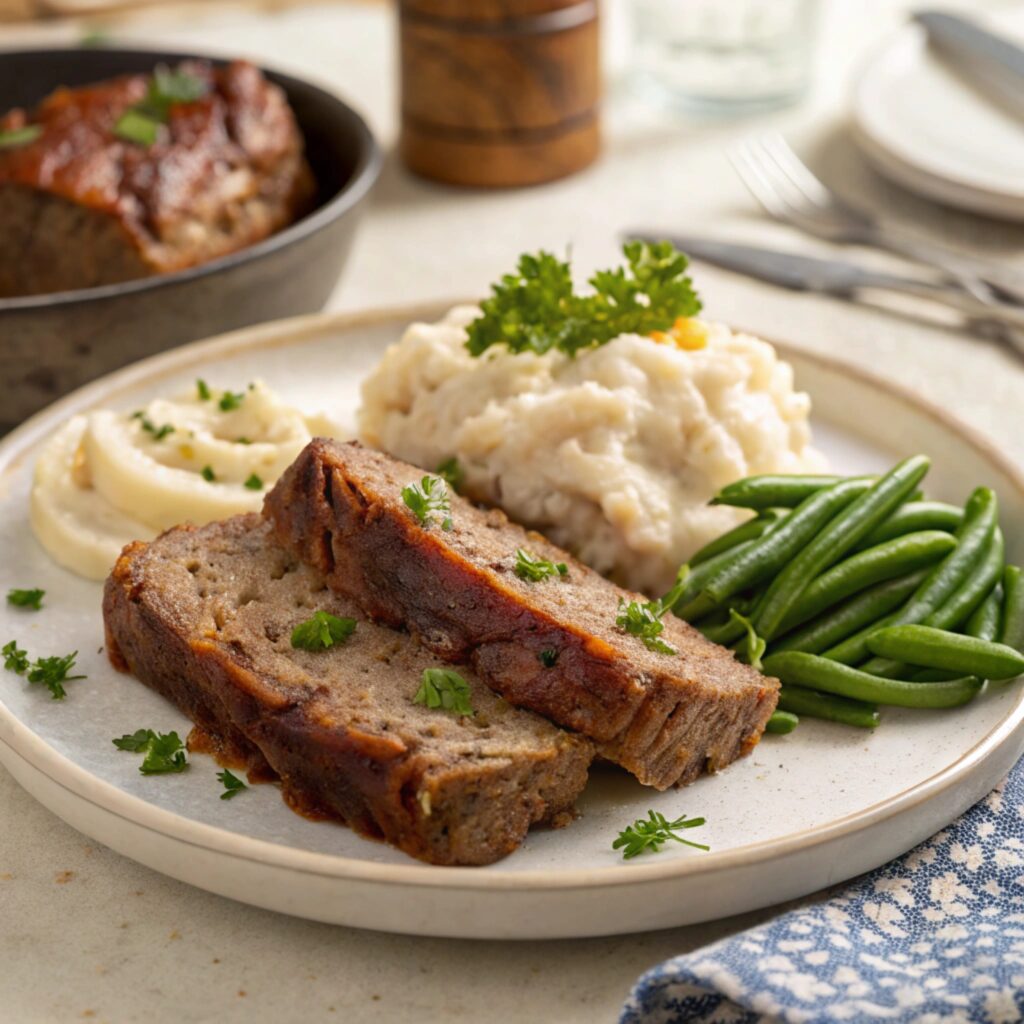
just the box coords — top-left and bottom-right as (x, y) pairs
(0, 48), (381, 431)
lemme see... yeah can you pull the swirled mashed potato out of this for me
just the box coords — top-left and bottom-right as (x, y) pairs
(31, 380), (334, 580)
(359, 306), (823, 595)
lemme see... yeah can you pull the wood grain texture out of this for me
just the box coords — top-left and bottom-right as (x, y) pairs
(399, 0), (601, 187)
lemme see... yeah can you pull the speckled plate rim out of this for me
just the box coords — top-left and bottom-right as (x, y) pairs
(1, 302), (1023, 895)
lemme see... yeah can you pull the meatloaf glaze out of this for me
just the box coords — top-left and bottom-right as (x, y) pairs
(103, 514), (592, 866)
(264, 440), (780, 790)
(0, 60), (315, 297)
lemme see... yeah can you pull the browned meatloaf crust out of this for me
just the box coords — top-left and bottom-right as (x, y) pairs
(264, 440), (780, 790)
(102, 514), (592, 866)
(0, 60), (315, 297)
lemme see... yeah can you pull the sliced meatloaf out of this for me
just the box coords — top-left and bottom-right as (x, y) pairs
(264, 440), (779, 790)
(102, 514), (592, 866)
(0, 60), (315, 297)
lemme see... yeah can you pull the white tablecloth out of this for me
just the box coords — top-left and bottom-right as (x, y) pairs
(2, 2), (1023, 1021)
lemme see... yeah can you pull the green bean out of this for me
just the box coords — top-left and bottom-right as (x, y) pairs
(928, 528), (1005, 630)
(765, 710), (799, 734)
(668, 539), (760, 619)
(965, 583), (1003, 641)
(776, 531), (956, 634)
(763, 651), (982, 708)
(826, 487), (998, 666)
(754, 456), (931, 640)
(690, 511), (785, 566)
(710, 474), (847, 510)
(823, 611), (901, 665)
(855, 502), (964, 550)
(770, 570), (928, 656)
(776, 685), (880, 729)
(701, 478), (874, 607)
(1002, 566), (1024, 654)
(866, 624), (1024, 681)
(862, 526), (1005, 677)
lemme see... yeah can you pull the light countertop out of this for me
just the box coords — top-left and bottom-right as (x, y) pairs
(2, 2), (1023, 1021)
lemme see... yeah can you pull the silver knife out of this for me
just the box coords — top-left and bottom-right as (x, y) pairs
(914, 10), (1024, 124)
(626, 232), (1024, 350)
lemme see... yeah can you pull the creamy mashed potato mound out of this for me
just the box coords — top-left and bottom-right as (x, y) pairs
(31, 381), (335, 580)
(359, 306), (824, 595)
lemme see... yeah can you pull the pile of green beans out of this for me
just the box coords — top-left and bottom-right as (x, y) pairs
(673, 458), (1023, 734)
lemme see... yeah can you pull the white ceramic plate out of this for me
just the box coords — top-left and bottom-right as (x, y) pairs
(852, 8), (1024, 221)
(1, 305), (1022, 940)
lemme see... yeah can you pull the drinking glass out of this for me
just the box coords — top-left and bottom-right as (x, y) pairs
(631, 0), (820, 114)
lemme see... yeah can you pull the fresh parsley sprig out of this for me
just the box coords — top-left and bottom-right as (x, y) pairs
(616, 598), (676, 656)
(217, 769), (248, 800)
(290, 611), (357, 652)
(401, 476), (453, 531)
(3, 641), (84, 699)
(514, 548), (568, 583)
(413, 668), (474, 717)
(7, 588), (45, 610)
(3, 640), (28, 674)
(244, 473), (263, 491)
(113, 729), (189, 774)
(465, 241), (701, 359)
(613, 810), (709, 859)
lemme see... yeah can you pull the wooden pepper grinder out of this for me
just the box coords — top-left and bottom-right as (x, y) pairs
(399, 0), (601, 188)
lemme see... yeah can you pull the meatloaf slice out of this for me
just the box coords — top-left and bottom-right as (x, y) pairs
(0, 60), (315, 297)
(264, 440), (779, 790)
(102, 514), (592, 866)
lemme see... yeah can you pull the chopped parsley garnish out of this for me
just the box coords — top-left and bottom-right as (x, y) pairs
(201, 465), (216, 482)
(235, 437), (252, 445)
(114, 109), (159, 145)
(219, 390), (245, 412)
(244, 473), (263, 491)
(27, 653), (84, 700)
(132, 412), (175, 441)
(730, 609), (766, 671)
(401, 476), (452, 531)
(217, 769), (248, 800)
(7, 588), (45, 610)
(616, 598), (676, 656)
(413, 668), (474, 717)
(114, 65), (207, 146)
(196, 378), (212, 400)
(436, 457), (464, 493)
(0, 125), (42, 149)
(113, 729), (189, 774)
(514, 548), (568, 583)
(465, 241), (701, 359)
(290, 611), (357, 652)
(539, 649), (559, 668)
(4, 641), (84, 699)
(3, 640), (28, 674)
(613, 810), (709, 859)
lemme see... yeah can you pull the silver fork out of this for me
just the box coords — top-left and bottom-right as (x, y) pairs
(730, 133), (1024, 308)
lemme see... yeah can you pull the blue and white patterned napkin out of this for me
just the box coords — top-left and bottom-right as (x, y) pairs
(621, 759), (1024, 1024)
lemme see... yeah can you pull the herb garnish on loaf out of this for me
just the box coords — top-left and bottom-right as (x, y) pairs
(264, 440), (780, 790)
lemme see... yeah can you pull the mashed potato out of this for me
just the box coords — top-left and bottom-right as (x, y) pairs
(31, 380), (334, 580)
(359, 306), (824, 595)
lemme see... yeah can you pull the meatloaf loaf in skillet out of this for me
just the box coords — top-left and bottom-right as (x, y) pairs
(0, 60), (315, 297)
(264, 440), (780, 790)
(103, 514), (592, 866)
